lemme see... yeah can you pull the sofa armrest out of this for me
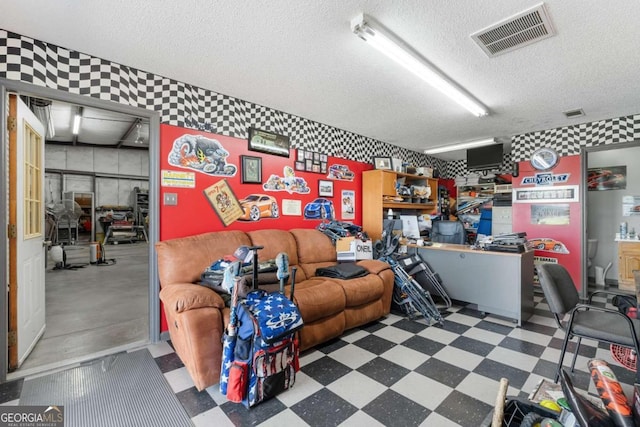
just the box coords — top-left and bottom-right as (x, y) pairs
(160, 283), (226, 314)
(356, 259), (392, 275)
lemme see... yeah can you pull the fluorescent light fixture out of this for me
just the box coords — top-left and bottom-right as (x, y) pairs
(351, 14), (489, 117)
(72, 113), (81, 135)
(46, 105), (55, 138)
(424, 138), (496, 155)
(134, 122), (144, 144)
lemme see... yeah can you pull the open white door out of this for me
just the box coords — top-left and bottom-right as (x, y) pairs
(8, 94), (46, 368)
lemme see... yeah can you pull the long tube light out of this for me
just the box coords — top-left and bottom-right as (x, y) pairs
(424, 138), (496, 155)
(351, 14), (489, 117)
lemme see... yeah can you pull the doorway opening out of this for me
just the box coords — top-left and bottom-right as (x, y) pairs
(1, 80), (161, 382)
(583, 140), (640, 296)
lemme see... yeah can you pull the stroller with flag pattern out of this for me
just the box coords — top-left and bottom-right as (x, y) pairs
(220, 247), (303, 408)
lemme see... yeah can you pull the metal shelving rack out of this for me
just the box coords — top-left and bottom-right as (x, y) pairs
(133, 187), (149, 228)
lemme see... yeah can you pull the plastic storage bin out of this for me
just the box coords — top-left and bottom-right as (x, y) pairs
(481, 396), (559, 427)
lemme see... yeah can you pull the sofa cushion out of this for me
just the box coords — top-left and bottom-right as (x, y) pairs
(357, 259), (394, 275)
(299, 312), (346, 352)
(344, 300), (385, 330)
(247, 229), (306, 282)
(156, 230), (252, 287)
(290, 228), (337, 265)
(247, 229), (300, 265)
(335, 275), (384, 307)
(291, 278), (345, 323)
(160, 283), (226, 313)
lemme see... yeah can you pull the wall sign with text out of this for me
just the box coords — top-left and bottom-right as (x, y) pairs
(513, 185), (579, 203)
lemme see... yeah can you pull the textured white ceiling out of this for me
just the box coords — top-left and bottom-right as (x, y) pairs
(3, 1), (640, 160)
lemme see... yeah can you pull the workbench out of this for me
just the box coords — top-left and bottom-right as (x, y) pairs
(103, 223), (148, 245)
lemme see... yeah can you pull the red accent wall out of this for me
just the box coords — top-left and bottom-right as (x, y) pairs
(512, 155), (583, 291)
(159, 124), (371, 240)
(158, 124), (372, 331)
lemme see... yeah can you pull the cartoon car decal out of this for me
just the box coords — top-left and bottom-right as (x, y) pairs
(327, 164), (355, 181)
(528, 238), (570, 254)
(304, 198), (335, 220)
(168, 134), (237, 176)
(262, 166), (310, 194)
(238, 194), (279, 221)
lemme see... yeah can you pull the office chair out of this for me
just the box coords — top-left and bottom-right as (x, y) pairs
(537, 263), (640, 383)
(430, 220), (466, 244)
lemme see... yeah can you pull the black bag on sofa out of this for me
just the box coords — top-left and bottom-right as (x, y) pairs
(315, 263), (368, 280)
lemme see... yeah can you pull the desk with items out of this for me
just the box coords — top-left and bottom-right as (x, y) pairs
(405, 241), (535, 326)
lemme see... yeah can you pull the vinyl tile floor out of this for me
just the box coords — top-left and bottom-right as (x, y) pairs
(1, 288), (637, 426)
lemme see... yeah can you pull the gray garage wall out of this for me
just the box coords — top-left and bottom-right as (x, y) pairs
(45, 145), (148, 207)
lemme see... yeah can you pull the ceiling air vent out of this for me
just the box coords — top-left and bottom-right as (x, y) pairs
(471, 3), (556, 57)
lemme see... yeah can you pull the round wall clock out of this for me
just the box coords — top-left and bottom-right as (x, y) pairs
(530, 147), (559, 171)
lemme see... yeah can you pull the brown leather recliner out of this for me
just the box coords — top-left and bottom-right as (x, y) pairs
(156, 228), (394, 391)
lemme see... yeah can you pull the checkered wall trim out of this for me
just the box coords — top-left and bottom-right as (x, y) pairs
(0, 29), (441, 168)
(3, 29), (639, 179)
(512, 115), (640, 161)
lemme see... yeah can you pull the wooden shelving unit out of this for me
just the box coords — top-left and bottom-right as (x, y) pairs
(362, 169), (438, 241)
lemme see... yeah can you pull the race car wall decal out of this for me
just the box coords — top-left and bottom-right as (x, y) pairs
(168, 134), (237, 176)
(262, 166), (311, 195)
(327, 164), (355, 181)
(528, 237), (570, 254)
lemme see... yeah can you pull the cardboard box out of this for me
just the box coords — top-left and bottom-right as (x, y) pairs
(415, 167), (433, 178)
(336, 237), (373, 260)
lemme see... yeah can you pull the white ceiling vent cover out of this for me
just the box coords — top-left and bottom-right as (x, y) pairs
(471, 3), (556, 57)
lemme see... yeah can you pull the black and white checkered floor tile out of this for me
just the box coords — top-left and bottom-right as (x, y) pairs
(1, 290), (637, 426)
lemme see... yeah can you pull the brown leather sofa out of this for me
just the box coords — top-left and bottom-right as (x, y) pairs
(156, 228), (394, 391)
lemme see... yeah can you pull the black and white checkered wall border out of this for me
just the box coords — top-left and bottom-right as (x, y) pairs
(3, 29), (639, 179)
(512, 115), (640, 162)
(0, 29), (443, 168)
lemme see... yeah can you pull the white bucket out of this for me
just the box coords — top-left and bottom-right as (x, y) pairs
(595, 266), (605, 287)
(89, 242), (99, 264)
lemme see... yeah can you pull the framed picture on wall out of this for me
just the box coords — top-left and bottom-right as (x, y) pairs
(295, 161), (305, 171)
(587, 166), (627, 191)
(318, 180), (334, 197)
(241, 155), (262, 184)
(373, 156), (392, 170)
(297, 149), (306, 162)
(248, 127), (290, 157)
(203, 179), (244, 226)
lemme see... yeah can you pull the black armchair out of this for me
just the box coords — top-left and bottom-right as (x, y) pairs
(430, 220), (466, 244)
(537, 263), (640, 383)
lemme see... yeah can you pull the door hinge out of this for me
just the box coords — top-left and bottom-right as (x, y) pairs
(7, 115), (17, 132)
(7, 331), (16, 347)
(8, 224), (17, 239)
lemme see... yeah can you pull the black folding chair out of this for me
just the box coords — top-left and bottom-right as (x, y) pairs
(537, 263), (640, 383)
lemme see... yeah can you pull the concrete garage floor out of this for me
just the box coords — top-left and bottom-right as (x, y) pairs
(12, 242), (149, 377)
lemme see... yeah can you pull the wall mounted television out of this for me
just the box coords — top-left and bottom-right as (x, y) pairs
(466, 143), (504, 171)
